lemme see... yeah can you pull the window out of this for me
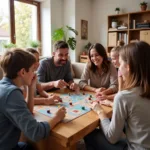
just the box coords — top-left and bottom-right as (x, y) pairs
(0, 0), (10, 53)
(0, 0), (41, 54)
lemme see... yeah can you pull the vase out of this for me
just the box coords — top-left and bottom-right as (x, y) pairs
(111, 22), (118, 28)
(141, 5), (147, 11)
(115, 10), (119, 14)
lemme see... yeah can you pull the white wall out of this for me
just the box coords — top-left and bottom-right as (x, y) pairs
(63, 0), (76, 62)
(75, 0), (92, 62)
(92, 0), (150, 48)
(41, 0), (63, 56)
(40, 0), (51, 56)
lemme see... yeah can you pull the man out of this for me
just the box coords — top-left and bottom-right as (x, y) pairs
(37, 41), (78, 91)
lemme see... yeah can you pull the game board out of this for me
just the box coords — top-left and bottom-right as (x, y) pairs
(34, 93), (97, 122)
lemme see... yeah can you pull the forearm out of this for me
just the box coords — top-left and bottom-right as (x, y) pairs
(102, 88), (114, 95)
(83, 85), (96, 92)
(27, 87), (35, 113)
(39, 90), (49, 98)
(34, 97), (46, 105)
(40, 81), (55, 91)
(106, 94), (115, 100)
(48, 116), (60, 129)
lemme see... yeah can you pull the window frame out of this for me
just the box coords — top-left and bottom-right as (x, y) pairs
(9, 0), (41, 52)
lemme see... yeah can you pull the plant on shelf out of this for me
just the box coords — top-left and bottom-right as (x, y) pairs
(29, 40), (40, 48)
(2, 42), (16, 49)
(52, 25), (78, 50)
(140, 1), (148, 11)
(115, 7), (120, 14)
(83, 42), (92, 54)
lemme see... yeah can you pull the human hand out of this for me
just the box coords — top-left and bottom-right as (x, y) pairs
(100, 100), (113, 107)
(44, 94), (61, 105)
(90, 102), (104, 116)
(96, 94), (108, 101)
(95, 87), (106, 93)
(53, 80), (69, 88)
(69, 82), (79, 91)
(29, 74), (37, 89)
(55, 107), (66, 122)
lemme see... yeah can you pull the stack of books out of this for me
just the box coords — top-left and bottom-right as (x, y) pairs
(136, 23), (150, 28)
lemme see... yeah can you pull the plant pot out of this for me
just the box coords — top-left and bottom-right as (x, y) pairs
(111, 21), (118, 28)
(141, 5), (147, 11)
(115, 10), (120, 14)
(82, 51), (86, 55)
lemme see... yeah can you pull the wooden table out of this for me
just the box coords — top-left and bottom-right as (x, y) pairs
(33, 89), (112, 150)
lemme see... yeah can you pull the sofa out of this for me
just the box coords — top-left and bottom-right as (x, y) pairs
(0, 62), (86, 84)
(71, 62), (86, 84)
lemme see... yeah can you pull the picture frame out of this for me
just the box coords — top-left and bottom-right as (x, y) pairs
(81, 20), (88, 40)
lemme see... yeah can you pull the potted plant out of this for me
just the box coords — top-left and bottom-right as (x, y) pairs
(52, 25), (78, 50)
(111, 18), (118, 28)
(29, 40), (40, 48)
(115, 7), (120, 14)
(83, 42), (92, 55)
(2, 42), (16, 49)
(140, 1), (148, 11)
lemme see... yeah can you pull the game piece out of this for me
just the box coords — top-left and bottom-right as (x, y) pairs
(69, 102), (73, 106)
(88, 97), (91, 100)
(68, 93), (71, 96)
(47, 110), (51, 114)
(59, 98), (62, 102)
(81, 106), (85, 110)
(90, 95), (92, 98)
(83, 92), (85, 95)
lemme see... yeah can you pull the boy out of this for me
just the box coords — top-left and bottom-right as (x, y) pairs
(0, 49), (66, 150)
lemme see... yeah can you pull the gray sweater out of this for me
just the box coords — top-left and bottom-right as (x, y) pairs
(101, 87), (150, 150)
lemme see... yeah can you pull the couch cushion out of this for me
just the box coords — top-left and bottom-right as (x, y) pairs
(70, 64), (75, 78)
(72, 62), (86, 78)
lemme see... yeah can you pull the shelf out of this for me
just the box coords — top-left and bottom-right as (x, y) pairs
(108, 29), (128, 32)
(107, 10), (150, 50)
(129, 28), (150, 31)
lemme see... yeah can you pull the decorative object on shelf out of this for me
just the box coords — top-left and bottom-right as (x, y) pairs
(111, 19), (118, 28)
(81, 20), (88, 40)
(52, 26), (78, 50)
(115, 7), (120, 14)
(140, 1), (148, 11)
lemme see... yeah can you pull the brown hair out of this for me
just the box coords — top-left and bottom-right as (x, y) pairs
(26, 48), (39, 54)
(111, 40), (125, 55)
(0, 48), (36, 79)
(120, 41), (150, 98)
(88, 43), (110, 73)
(54, 41), (69, 51)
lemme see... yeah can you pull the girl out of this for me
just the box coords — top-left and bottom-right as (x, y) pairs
(79, 43), (118, 96)
(25, 48), (61, 105)
(85, 41), (150, 150)
(99, 41), (124, 106)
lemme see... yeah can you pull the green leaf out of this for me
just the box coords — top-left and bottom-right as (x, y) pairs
(66, 26), (78, 35)
(52, 28), (65, 41)
(67, 37), (76, 50)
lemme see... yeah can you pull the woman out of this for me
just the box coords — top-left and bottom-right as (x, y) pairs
(85, 41), (150, 150)
(79, 43), (118, 96)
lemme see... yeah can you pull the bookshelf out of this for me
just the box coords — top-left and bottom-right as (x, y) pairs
(107, 10), (150, 53)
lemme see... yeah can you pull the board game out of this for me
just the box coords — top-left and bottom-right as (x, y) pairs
(34, 93), (97, 122)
